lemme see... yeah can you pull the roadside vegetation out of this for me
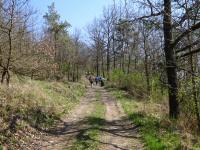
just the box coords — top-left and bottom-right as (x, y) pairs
(108, 70), (200, 149)
(0, 76), (86, 149)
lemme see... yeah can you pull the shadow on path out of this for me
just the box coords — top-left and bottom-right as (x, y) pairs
(35, 115), (141, 150)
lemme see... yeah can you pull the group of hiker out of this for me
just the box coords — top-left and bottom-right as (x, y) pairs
(86, 73), (105, 87)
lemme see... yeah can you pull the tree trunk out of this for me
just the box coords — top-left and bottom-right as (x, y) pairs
(113, 51), (116, 69)
(68, 63), (71, 81)
(76, 64), (79, 81)
(4, 30), (13, 85)
(96, 48), (100, 76)
(107, 44), (110, 79)
(1, 68), (6, 84)
(112, 33), (116, 69)
(72, 63), (76, 82)
(127, 53), (131, 74)
(144, 38), (151, 95)
(163, 0), (179, 118)
(6, 70), (10, 86)
(54, 31), (58, 61)
(101, 52), (105, 77)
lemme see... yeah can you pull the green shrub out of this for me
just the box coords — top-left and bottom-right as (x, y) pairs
(110, 70), (166, 100)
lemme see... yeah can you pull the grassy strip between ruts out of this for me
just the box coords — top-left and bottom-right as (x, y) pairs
(71, 90), (105, 150)
(111, 88), (181, 150)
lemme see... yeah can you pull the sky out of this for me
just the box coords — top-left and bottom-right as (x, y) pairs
(30, 0), (114, 36)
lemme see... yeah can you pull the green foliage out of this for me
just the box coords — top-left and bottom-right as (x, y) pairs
(178, 77), (200, 116)
(150, 76), (167, 102)
(43, 2), (70, 33)
(112, 89), (181, 150)
(60, 62), (70, 74)
(110, 69), (167, 100)
(110, 69), (146, 92)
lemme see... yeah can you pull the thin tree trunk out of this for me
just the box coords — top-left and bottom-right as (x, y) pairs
(68, 63), (71, 81)
(112, 33), (116, 69)
(113, 51), (116, 69)
(107, 44), (110, 79)
(144, 38), (151, 95)
(101, 53), (105, 77)
(127, 53), (131, 74)
(96, 48), (100, 76)
(5, 30), (12, 85)
(72, 63), (76, 82)
(122, 52), (125, 73)
(54, 31), (58, 61)
(76, 64), (79, 81)
(1, 68), (6, 84)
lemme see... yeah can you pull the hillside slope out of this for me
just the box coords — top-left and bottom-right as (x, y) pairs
(0, 77), (86, 149)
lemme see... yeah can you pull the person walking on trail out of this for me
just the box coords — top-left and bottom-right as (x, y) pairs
(95, 76), (99, 85)
(88, 75), (95, 87)
(100, 77), (105, 87)
(95, 76), (105, 87)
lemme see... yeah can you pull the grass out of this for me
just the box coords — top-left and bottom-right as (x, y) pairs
(0, 76), (86, 149)
(71, 90), (105, 150)
(111, 88), (181, 150)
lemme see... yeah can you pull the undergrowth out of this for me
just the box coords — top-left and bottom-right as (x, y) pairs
(0, 76), (86, 149)
(111, 89), (181, 150)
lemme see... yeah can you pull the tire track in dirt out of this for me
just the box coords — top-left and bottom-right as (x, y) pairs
(99, 88), (144, 150)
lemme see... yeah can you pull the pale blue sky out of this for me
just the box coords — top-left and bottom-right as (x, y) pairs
(30, 0), (114, 34)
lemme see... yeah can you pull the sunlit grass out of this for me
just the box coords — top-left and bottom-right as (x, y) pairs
(111, 89), (181, 150)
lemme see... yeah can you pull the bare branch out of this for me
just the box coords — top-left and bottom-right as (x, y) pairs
(176, 39), (200, 54)
(178, 47), (200, 58)
(171, 22), (200, 48)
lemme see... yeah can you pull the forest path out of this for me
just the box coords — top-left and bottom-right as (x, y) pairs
(39, 87), (97, 150)
(36, 86), (144, 150)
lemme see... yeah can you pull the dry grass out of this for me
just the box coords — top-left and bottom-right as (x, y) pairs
(0, 76), (86, 149)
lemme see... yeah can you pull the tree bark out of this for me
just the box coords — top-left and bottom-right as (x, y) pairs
(96, 47), (100, 76)
(163, 0), (179, 118)
(107, 42), (110, 79)
(144, 38), (151, 95)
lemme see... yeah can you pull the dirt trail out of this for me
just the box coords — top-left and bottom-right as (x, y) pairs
(99, 88), (144, 150)
(30, 86), (143, 150)
(39, 87), (97, 150)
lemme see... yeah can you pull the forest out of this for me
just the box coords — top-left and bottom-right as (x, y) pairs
(1, 0), (200, 149)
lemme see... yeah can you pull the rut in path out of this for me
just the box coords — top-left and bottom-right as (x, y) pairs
(33, 87), (97, 150)
(31, 86), (144, 150)
(99, 88), (144, 150)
